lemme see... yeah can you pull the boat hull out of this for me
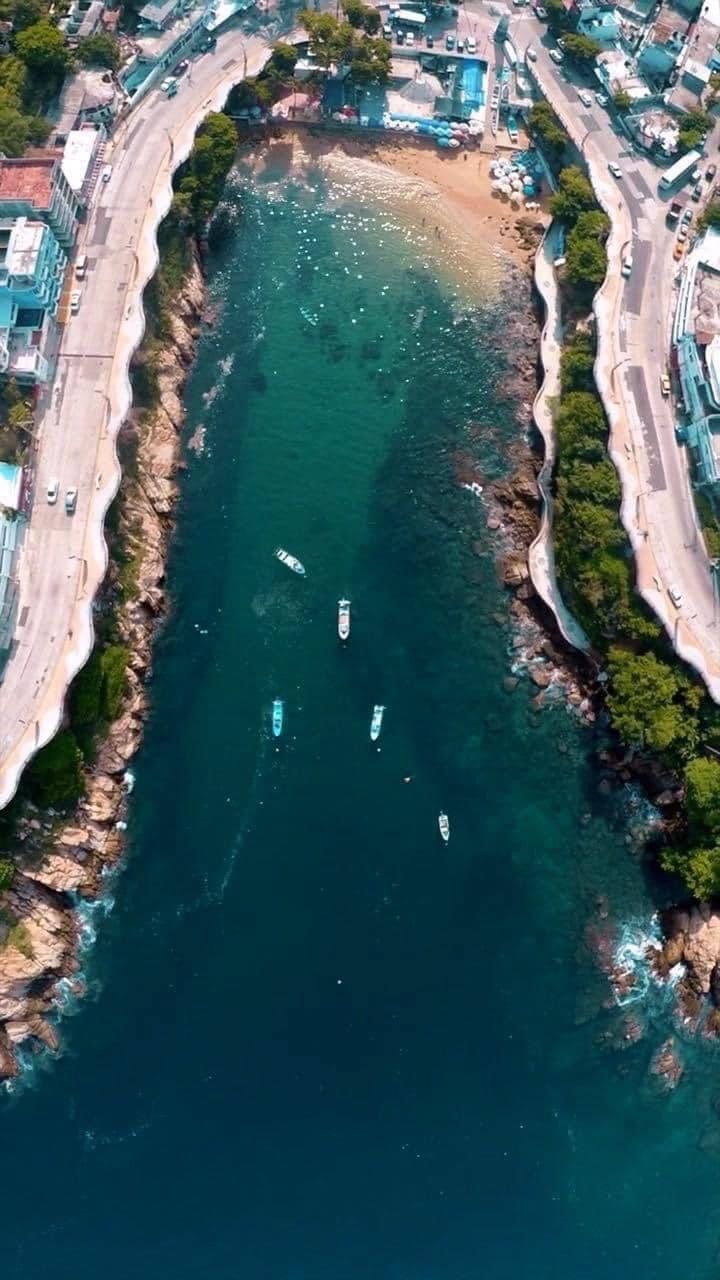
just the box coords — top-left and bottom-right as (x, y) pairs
(338, 599), (351, 641)
(370, 705), (385, 741)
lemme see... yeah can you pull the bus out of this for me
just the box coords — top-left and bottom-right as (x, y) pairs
(394, 8), (426, 25)
(659, 148), (703, 192)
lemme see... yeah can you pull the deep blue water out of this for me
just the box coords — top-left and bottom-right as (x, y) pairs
(3, 155), (720, 1278)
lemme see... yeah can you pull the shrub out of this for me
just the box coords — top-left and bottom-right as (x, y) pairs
(0, 859), (15, 892)
(26, 730), (83, 809)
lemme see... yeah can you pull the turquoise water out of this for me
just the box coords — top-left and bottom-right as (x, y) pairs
(3, 152), (720, 1276)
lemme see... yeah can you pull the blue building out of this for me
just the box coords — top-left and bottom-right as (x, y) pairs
(0, 217), (66, 317)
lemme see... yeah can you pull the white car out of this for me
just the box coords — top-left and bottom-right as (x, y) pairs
(668, 584), (683, 608)
(578, 89), (593, 108)
(64, 487), (78, 515)
(466, 36), (476, 53)
(595, 91), (609, 106)
(46, 479), (59, 505)
(549, 47), (564, 64)
(526, 45), (537, 61)
(608, 161), (622, 179)
(101, 164), (112, 183)
(405, 29), (414, 45)
(70, 289), (81, 314)
(621, 252), (633, 277)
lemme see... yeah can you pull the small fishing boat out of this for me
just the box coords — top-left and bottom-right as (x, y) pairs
(370, 704), (385, 742)
(275, 547), (306, 576)
(438, 812), (450, 844)
(272, 698), (284, 738)
(338, 598), (351, 641)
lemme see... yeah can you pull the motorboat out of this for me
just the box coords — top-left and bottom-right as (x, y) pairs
(370, 704), (385, 741)
(275, 547), (306, 576)
(272, 699), (284, 738)
(338, 598), (351, 641)
(438, 812), (450, 844)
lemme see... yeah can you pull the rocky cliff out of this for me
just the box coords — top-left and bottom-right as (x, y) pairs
(0, 248), (206, 1079)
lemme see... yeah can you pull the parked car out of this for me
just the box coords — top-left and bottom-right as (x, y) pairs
(595, 90), (608, 106)
(692, 181), (703, 201)
(674, 242), (685, 259)
(682, 206), (694, 224)
(64, 488), (78, 515)
(661, 372), (671, 397)
(426, 31), (434, 45)
(533, 2), (548, 14)
(396, 28), (405, 42)
(678, 226), (688, 242)
(608, 161), (622, 178)
(668, 584), (683, 608)
(466, 35), (476, 52)
(70, 289), (81, 314)
(691, 167), (702, 184)
(445, 32), (454, 48)
(707, 164), (717, 181)
(46, 479), (59, 505)
(405, 29), (414, 45)
(456, 35), (464, 51)
(549, 47), (564, 63)
(383, 21), (392, 36)
(621, 251), (633, 277)
(578, 89), (593, 107)
(526, 45), (537, 60)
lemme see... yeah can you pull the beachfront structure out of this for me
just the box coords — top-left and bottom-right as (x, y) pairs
(0, 155), (79, 250)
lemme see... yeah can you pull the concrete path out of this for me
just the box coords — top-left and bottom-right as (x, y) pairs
(528, 222), (592, 654)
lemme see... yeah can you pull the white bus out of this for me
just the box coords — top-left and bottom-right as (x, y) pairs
(659, 148), (703, 191)
(395, 8), (426, 25)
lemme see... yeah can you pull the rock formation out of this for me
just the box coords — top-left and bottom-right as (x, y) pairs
(0, 249), (206, 1078)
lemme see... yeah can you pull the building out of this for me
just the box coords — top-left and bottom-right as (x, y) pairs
(138, 0), (186, 30)
(576, 6), (622, 46)
(53, 69), (120, 142)
(0, 218), (66, 316)
(61, 125), (105, 201)
(0, 216), (66, 385)
(0, 155), (79, 249)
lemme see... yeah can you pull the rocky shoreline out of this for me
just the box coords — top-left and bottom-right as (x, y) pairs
(0, 247), (207, 1081)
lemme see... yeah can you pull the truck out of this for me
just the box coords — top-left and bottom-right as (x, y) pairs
(667, 200), (683, 225)
(659, 148), (703, 192)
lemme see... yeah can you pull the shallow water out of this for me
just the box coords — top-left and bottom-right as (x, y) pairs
(3, 158), (720, 1278)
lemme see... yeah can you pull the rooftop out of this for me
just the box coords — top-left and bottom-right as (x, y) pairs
(0, 155), (60, 210)
(61, 126), (101, 193)
(6, 219), (45, 277)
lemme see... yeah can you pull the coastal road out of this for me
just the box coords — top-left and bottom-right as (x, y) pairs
(500, 11), (720, 695)
(0, 25), (276, 807)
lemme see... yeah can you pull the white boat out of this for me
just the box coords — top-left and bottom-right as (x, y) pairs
(438, 812), (450, 844)
(370, 704), (385, 741)
(275, 547), (306, 576)
(272, 698), (284, 738)
(338, 598), (351, 641)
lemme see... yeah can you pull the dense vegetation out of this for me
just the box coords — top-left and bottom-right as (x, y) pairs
(169, 112), (238, 231)
(299, 9), (391, 83)
(529, 101), (720, 900)
(77, 33), (120, 70)
(678, 107), (713, 154)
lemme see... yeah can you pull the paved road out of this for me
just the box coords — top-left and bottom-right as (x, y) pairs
(500, 8), (720, 694)
(0, 25), (274, 807)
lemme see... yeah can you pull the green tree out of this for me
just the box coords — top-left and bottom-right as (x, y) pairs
(528, 100), (569, 162)
(268, 40), (298, 75)
(560, 335), (595, 392)
(549, 165), (597, 223)
(544, 0), (570, 32)
(685, 757), (720, 840)
(100, 645), (128, 720)
(350, 31), (391, 82)
(699, 201), (720, 232)
(0, 54), (27, 102)
(0, 0), (45, 30)
(565, 230), (608, 287)
(26, 729), (83, 809)
(77, 33), (120, 69)
(15, 20), (69, 77)
(561, 32), (601, 64)
(613, 89), (631, 111)
(557, 459), (620, 507)
(662, 844), (720, 899)
(606, 648), (691, 753)
(171, 112), (237, 230)
(0, 859), (15, 893)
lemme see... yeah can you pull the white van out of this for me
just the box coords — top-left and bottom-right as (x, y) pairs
(621, 252), (633, 277)
(75, 254), (87, 280)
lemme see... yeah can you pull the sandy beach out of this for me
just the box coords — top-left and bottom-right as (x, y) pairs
(238, 129), (549, 277)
